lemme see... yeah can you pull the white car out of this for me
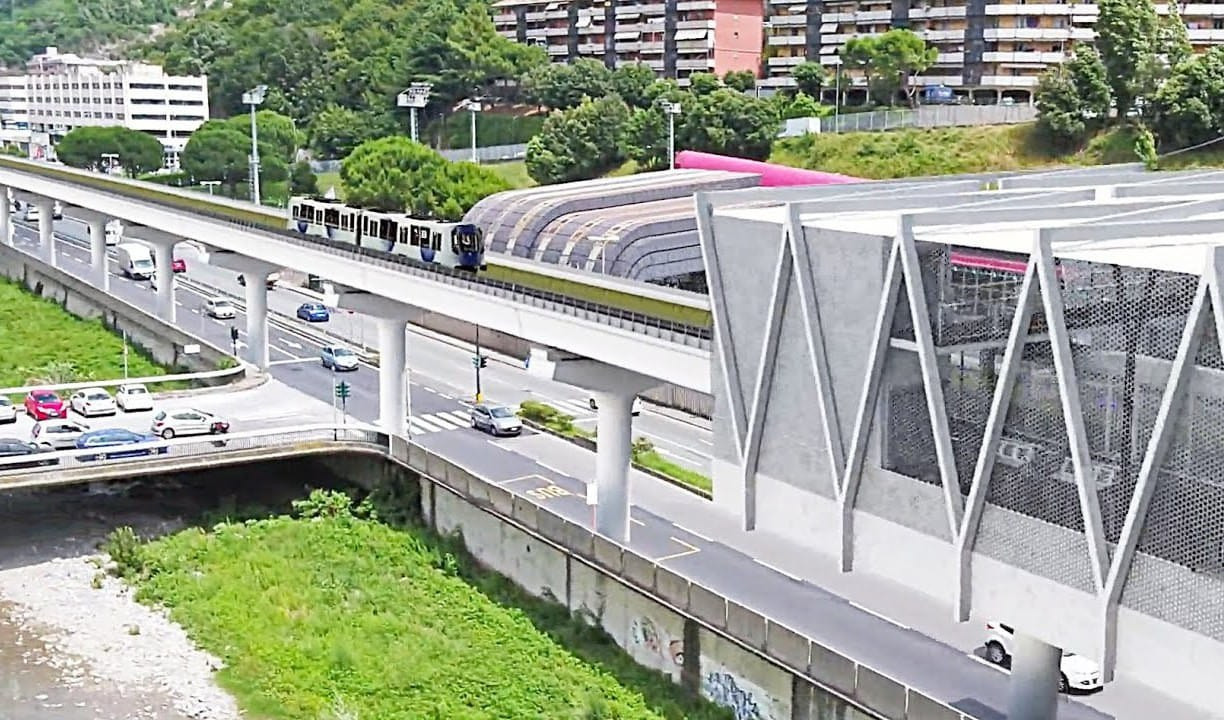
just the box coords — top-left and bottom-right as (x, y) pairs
(69, 387), (117, 417)
(0, 397), (16, 424)
(984, 621), (1103, 693)
(22, 204), (38, 222)
(203, 297), (237, 319)
(31, 419), (90, 450)
(150, 407), (229, 439)
(115, 383), (154, 412)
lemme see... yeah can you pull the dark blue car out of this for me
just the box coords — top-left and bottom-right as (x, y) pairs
(74, 428), (168, 462)
(296, 302), (330, 322)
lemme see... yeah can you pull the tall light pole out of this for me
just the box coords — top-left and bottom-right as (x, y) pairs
(100, 152), (118, 174)
(660, 101), (682, 170)
(397, 82), (433, 143)
(459, 97), (482, 163)
(242, 84), (268, 205)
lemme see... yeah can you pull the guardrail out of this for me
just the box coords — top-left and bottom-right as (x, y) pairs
(0, 365), (245, 397)
(0, 158), (713, 341)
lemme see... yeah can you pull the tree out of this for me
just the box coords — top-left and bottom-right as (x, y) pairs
(521, 59), (612, 110)
(55, 126), (164, 176)
(621, 106), (672, 171)
(792, 61), (827, 98)
(339, 136), (507, 218)
(290, 161), (319, 196)
(525, 95), (631, 184)
(309, 104), (369, 159)
(226, 110), (301, 163)
(181, 122), (253, 194)
(1035, 45), (1112, 149)
(1096, 0), (1160, 119)
(781, 92), (825, 120)
(610, 62), (658, 109)
(844, 29), (937, 106)
(1151, 46), (1224, 150)
(687, 71), (722, 96)
(677, 88), (780, 161)
(723, 70), (756, 93)
(410, 161), (510, 220)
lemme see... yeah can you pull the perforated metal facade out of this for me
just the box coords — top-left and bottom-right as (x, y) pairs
(696, 165), (1224, 714)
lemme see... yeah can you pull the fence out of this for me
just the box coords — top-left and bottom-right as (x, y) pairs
(789, 104), (1038, 136)
(309, 143), (528, 174)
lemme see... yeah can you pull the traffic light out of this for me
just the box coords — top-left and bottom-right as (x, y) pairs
(334, 381), (351, 400)
(229, 326), (239, 343)
(472, 354), (487, 369)
(479, 355), (488, 369)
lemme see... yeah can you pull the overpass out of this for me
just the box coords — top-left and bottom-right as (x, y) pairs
(0, 156), (712, 542)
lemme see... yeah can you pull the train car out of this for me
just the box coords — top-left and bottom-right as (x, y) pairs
(289, 195), (485, 271)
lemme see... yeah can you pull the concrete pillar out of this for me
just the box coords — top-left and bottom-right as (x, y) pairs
(377, 316), (409, 437)
(151, 240), (176, 324)
(0, 186), (9, 247)
(87, 216), (108, 291)
(593, 389), (635, 540)
(37, 197), (55, 267)
(1007, 632), (1062, 720)
(243, 274), (269, 371)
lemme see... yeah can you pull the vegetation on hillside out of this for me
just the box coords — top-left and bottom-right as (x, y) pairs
(113, 489), (731, 719)
(0, 0), (188, 68)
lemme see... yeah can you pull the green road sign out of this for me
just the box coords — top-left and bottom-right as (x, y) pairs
(335, 381), (351, 399)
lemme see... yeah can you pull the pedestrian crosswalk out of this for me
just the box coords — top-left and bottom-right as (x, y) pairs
(548, 398), (596, 417)
(408, 410), (473, 434)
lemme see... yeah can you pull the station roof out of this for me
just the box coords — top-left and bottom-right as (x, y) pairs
(705, 164), (1224, 276)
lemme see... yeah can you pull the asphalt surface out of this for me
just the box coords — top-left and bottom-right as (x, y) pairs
(8, 220), (1197, 720)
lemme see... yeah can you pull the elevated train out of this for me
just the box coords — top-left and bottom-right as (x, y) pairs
(289, 196), (486, 271)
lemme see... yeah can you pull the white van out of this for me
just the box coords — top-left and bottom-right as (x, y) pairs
(115, 242), (155, 280)
(104, 219), (123, 246)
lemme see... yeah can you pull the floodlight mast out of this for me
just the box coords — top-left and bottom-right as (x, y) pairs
(397, 82), (433, 143)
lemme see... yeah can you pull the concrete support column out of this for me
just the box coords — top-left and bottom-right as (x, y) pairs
(1006, 632), (1062, 720)
(593, 389), (635, 540)
(87, 217), (108, 291)
(377, 316), (409, 437)
(37, 198), (54, 267)
(151, 240), (176, 324)
(0, 186), (10, 247)
(243, 275), (269, 371)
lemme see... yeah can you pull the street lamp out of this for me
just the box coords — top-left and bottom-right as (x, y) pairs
(201, 180), (221, 195)
(459, 97), (482, 163)
(660, 100), (682, 170)
(241, 84), (268, 205)
(100, 152), (119, 174)
(397, 82), (433, 144)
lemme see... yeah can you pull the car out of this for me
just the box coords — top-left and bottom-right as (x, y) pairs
(984, 621), (1103, 693)
(31, 419), (90, 450)
(150, 408), (229, 440)
(24, 390), (66, 420)
(320, 344), (359, 371)
(171, 258), (186, 273)
(470, 403), (523, 436)
(0, 438), (57, 469)
(115, 383), (154, 412)
(22, 204), (38, 222)
(202, 297), (237, 319)
(0, 397), (16, 424)
(51, 201), (62, 220)
(237, 272), (280, 289)
(69, 387), (116, 417)
(587, 396), (643, 417)
(296, 302), (330, 322)
(74, 428), (166, 461)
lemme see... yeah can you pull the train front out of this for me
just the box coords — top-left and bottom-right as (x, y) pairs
(453, 223), (485, 271)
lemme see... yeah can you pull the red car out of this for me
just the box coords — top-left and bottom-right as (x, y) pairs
(24, 390), (66, 420)
(171, 258), (187, 273)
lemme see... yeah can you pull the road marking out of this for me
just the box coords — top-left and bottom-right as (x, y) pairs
(630, 517), (645, 527)
(424, 387), (437, 394)
(409, 415), (448, 433)
(269, 357), (314, 366)
(496, 474), (550, 486)
(753, 558), (805, 584)
(654, 538), (700, 562)
(282, 340), (303, 350)
(848, 601), (911, 630)
(270, 345), (299, 359)
(445, 410), (469, 423)
(672, 523), (712, 542)
(967, 653), (1008, 674)
(174, 300), (184, 307)
(440, 393), (454, 400)
(525, 483), (573, 501)
(428, 413), (466, 430)
(535, 461), (568, 477)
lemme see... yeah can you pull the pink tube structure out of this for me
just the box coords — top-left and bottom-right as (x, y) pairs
(675, 150), (862, 186)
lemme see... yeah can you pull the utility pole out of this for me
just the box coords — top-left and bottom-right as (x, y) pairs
(242, 85), (268, 205)
(472, 325), (487, 403)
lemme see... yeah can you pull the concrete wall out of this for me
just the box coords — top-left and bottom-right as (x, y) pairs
(0, 242), (232, 374)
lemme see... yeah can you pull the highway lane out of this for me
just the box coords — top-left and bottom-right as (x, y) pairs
(30, 219), (715, 472)
(8, 222), (1179, 719)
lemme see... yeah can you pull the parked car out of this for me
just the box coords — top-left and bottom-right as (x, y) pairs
(587, 396), (643, 417)
(983, 621), (1103, 693)
(0, 397), (16, 424)
(470, 403), (523, 436)
(24, 390), (67, 420)
(74, 428), (166, 461)
(296, 302), (330, 322)
(0, 438), (57, 469)
(320, 344), (359, 371)
(115, 383), (154, 412)
(171, 258), (187, 273)
(150, 408), (229, 440)
(202, 297), (236, 319)
(237, 272), (280, 289)
(31, 419), (90, 450)
(70, 387), (116, 417)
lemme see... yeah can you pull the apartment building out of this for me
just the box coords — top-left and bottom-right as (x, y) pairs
(491, 0), (763, 80)
(17, 46), (209, 168)
(0, 74), (29, 152)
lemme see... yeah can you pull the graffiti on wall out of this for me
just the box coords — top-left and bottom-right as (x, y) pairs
(703, 670), (764, 720)
(629, 616), (684, 671)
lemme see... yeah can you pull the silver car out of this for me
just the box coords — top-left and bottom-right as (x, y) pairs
(469, 403), (522, 436)
(320, 344), (359, 371)
(31, 419), (91, 450)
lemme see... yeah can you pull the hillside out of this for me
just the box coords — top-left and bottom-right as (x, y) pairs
(0, 0), (192, 68)
(770, 123), (1224, 180)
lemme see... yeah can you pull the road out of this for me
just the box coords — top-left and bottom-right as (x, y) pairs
(7, 221), (1201, 720)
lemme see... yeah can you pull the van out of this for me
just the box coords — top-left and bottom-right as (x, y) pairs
(104, 219), (122, 247)
(115, 242), (155, 280)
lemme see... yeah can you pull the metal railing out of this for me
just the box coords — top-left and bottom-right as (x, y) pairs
(437, 143), (528, 163)
(0, 160), (713, 347)
(815, 104), (1038, 135)
(0, 424), (387, 477)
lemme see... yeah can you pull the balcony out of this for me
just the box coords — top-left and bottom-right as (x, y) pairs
(678, 0), (716, 9)
(676, 19), (716, 30)
(913, 74), (964, 86)
(980, 74), (1041, 87)
(769, 0), (806, 5)
(493, 13), (516, 23)
(767, 34), (807, 45)
(984, 27), (1082, 41)
(1187, 28), (1224, 42)
(983, 51), (1067, 63)
(920, 28), (967, 41)
(1182, 3), (1224, 16)
(853, 9), (893, 21)
(677, 58), (716, 70)
(935, 51), (965, 63)
(770, 55), (806, 66)
(908, 5), (968, 19)
(986, 3), (1077, 14)
(766, 14), (807, 25)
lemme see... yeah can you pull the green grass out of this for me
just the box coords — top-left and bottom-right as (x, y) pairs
(485, 160), (535, 189)
(634, 450), (712, 494)
(314, 171), (344, 199)
(125, 492), (729, 719)
(0, 278), (183, 394)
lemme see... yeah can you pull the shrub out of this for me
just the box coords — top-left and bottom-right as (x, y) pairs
(103, 526), (147, 578)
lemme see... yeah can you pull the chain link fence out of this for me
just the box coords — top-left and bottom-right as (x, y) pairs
(796, 104), (1038, 136)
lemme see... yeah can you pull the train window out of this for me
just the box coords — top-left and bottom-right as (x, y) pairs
(410, 225), (428, 247)
(378, 218), (395, 242)
(400, 226), (409, 244)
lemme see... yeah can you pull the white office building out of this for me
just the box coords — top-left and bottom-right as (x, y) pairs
(0, 74), (29, 152)
(9, 46), (209, 169)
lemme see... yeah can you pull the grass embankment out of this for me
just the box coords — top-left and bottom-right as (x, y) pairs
(771, 123), (1224, 180)
(0, 278), (185, 396)
(519, 401), (712, 494)
(114, 491), (729, 719)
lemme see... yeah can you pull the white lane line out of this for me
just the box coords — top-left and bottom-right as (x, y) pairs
(695, 438), (713, 446)
(630, 518), (645, 527)
(439, 393), (455, 400)
(967, 654), (1008, 675)
(671, 523), (712, 542)
(753, 558), (805, 584)
(270, 345), (299, 359)
(428, 413), (466, 430)
(174, 300), (184, 307)
(424, 387), (438, 394)
(445, 410), (470, 423)
(535, 461), (568, 477)
(269, 357), (314, 366)
(655, 538), (701, 562)
(410, 415), (448, 433)
(189, 309), (199, 315)
(282, 340), (303, 350)
(847, 601), (911, 630)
